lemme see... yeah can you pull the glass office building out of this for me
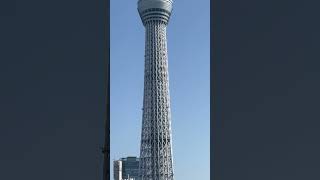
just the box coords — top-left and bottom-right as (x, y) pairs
(114, 156), (139, 180)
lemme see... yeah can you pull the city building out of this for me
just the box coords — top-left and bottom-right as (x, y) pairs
(113, 157), (139, 180)
(137, 0), (175, 179)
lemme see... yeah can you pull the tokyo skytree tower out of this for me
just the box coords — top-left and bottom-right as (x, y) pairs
(137, 0), (174, 180)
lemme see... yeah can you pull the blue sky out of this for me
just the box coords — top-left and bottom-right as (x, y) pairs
(110, 0), (210, 179)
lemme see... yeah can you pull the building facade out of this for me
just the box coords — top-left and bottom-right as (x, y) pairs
(114, 160), (122, 180)
(114, 157), (140, 180)
(137, 0), (175, 180)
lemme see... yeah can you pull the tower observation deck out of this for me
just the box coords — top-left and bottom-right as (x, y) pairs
(137, 0), (174, 180)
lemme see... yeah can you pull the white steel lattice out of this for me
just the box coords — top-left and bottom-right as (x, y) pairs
(138, 1), (174, 180)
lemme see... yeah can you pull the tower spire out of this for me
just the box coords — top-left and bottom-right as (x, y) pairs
(138, 0), (174, 180)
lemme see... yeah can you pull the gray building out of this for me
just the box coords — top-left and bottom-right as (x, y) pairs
(113, 157), (139, 180)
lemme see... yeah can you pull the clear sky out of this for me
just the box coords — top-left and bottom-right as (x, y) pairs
(110, 0), (210, 179)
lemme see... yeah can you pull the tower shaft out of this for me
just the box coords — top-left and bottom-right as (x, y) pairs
(138, 1), (174, 180)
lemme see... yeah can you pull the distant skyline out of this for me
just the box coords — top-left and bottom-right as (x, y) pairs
(110, 0), (210, 179)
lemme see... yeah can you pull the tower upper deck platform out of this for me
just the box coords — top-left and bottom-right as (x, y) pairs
(138, 0), (173, 25)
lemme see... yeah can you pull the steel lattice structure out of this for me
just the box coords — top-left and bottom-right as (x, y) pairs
(138, 0), (174, 180)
